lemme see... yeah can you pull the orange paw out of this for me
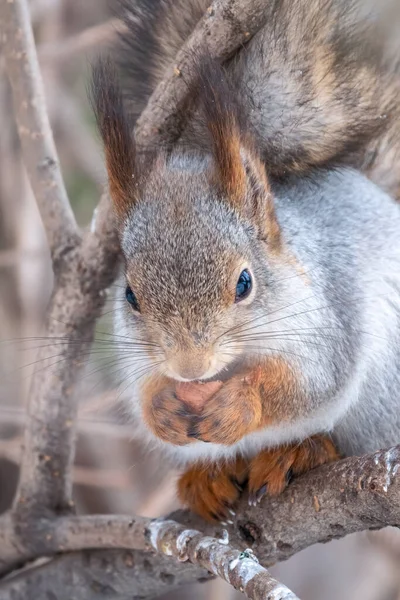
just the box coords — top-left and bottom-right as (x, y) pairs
(248, 435), (340, 505)
(187, 376), (262, 445)
(142, 377), (196, 446)
(177, 458), (248, 523)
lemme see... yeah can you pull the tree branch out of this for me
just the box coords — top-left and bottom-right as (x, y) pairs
(176, 445), (400, 566)
(0, 514), (297, 599)
(0, 0), (120, 519)
(135, 0), (269, 144)
(1, 447), (399, 597)
(38, 18), (128, 64)
(1, 0), (78, 256)
(12, 195), (119, 517)
(0, 549), (210, 600)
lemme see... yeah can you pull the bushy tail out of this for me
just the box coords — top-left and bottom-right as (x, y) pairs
(114, 0), (208, 123)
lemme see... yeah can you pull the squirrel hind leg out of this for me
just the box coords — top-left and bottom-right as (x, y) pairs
(177, 457), (248, 523)
(248, 435), (340, 506)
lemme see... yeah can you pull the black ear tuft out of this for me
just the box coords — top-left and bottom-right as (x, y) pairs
(89, 57), (136, 217)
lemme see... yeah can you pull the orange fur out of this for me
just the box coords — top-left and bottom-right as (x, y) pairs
(189, 358), (303, 445)
(177, 435), (339, 520)
(141, 358), (303, 447)
(249, 154), (281, 250)
(248, 435), (340, 501)
(209, 120), (247, 206)
(189, 375), (263, 444)
(141, 376), (197, 446)
(253, 357), (305, 424)
(177, 456), (248, 522)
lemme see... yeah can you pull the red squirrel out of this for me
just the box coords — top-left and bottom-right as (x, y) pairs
(90, 1), (400, 522)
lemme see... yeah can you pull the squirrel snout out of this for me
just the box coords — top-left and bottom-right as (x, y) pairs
(166, 354), (215, 382)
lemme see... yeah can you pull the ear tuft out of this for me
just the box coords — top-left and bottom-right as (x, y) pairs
(90, 57), (136, 219)
(244, 152), (281, 249)
(195, 57), (247, 206)
(194, 57), (281, 249)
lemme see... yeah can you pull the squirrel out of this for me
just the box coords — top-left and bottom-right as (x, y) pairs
(90, 0), (400, 522)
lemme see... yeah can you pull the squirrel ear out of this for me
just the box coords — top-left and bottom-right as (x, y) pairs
(197, 59), (281, 248)
(90, 58), (137, 219)
(242, 151), (281, 250)
(197, 60), (280, 248)
(197, 60), (247, 207)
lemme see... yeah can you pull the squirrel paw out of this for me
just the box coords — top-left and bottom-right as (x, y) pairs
(177, 458), (248, 523)
(248, 435), (339, 505)
(188, 377), (262, 445)
(142, 378), (197, 446)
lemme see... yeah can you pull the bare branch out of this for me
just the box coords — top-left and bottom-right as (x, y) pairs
(146, 519), (299, 599)
(0, 514), (298, 599)
(189, 445), (400, 567)
(0, 0), (120, 516)
(1, 0), (79, 257)
(55, 516), (297, 598)
(0, 549), (210, 600)
(1, 446), (399, 596)
(38, 19), (128, 64)
(135, 0), (269, 144)
(13, 194), (119, 516)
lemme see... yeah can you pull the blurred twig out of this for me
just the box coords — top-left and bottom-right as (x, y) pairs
(38, 18), (128, 64)
(2, 0), (78, 255)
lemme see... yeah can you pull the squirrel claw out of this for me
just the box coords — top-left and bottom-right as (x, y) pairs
(248, 484), (267, 507)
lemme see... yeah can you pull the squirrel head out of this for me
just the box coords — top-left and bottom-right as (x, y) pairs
(91, 58), (282, 381)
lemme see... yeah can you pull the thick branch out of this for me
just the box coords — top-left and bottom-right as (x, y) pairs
(1, 0), (78, 256)
(1, 447), (399, 596)
(0, 514), (297, 600)
(0, 549), (210, 600)
(174, 445), (400, 566)
(13, 195), (119, 517)
(135, 0), (268, 144)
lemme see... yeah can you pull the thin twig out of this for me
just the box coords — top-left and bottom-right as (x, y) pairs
(38, 18), (128, 64)
(1, 0), (79, 257)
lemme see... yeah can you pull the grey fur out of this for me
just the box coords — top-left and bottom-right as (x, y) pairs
(273, 170), (400, 456)
(117, 0), (400, 193)
(106, 0), (400, 462)
(116, 163), (400, 463)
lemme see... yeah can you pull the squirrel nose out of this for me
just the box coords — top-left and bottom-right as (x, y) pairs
(167, 355), (212, 382)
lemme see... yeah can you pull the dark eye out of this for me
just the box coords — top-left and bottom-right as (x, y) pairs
(125, 286), (140, 312)
(235, 269), (252, 303)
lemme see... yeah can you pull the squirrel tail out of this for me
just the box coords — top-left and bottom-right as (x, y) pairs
(114, 0), (208, 124)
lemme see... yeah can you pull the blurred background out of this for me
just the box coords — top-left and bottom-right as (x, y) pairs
(0, 1), (400, 598)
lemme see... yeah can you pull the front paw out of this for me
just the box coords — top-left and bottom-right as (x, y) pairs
(188, 377), (262, 445)
(142, 377), (196, 446)
(248, 435), (340, 505)
(177, 458), (248, 523)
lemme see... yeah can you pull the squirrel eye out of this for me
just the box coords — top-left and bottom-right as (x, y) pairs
(125, 286), (140, 312)
(235, 269), (252, 303)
